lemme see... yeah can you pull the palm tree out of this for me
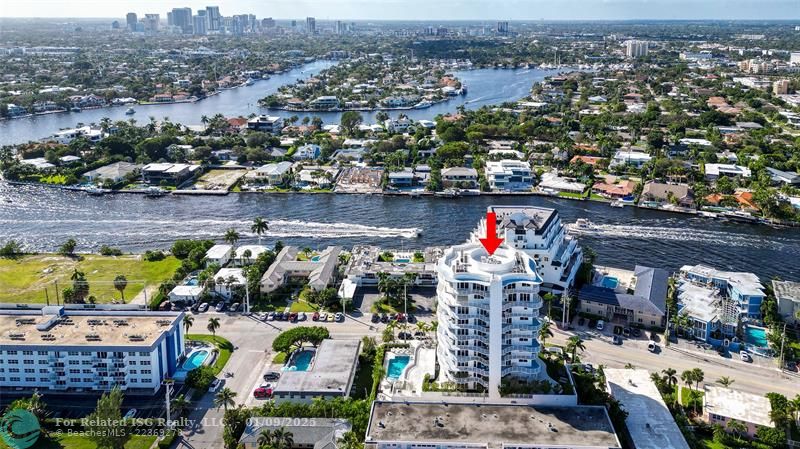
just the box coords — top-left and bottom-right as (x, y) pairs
(183, 315), (194, 334)
(224, 228), (240, 247)
(201, 115), (209, 130)
(691, 367), (704, 391)
(207, 317), (220, 337)
(251, 217), (269, 245)
(171, 394), (190, 418)
(662, 368), (678, 390)
(566, 336), (585, 362)
(271, 427), (294, 449)
(337, 431), (362, 449)
(726, 419), (747, 442)
(213, 387), (237, 411)
(257, 429), (275, 448)
(539, 321), (553, 347)
(715, 376), (734, 388)
(681, 369), (695, 390)
(113, 275), (128, 303)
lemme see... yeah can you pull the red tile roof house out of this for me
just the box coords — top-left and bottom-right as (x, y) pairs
(592, 180), (637, 199)
(571, 155), (605, 167)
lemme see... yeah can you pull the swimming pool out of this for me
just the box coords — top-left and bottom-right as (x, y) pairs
(601, 276), (619, 289)
(183, 349), (210, 370)
(386, 355), (410, 380)
(285, 350), (314, 371)
(395, 258), (410, 263)
(311, 255), (321, 262)
(745, 326), (769, 348)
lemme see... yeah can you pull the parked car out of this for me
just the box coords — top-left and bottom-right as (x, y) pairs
(648, 341), (657, 353)
(740, 351), (752, 362)
(380, 313), (389, 323)
(215, 302), (226, 312)
(191, 302), (201, 312)
(209, 378), (224, 392)
(266, 312), (275, 321)
(334, 313), (344, 322)
(784, 361), (798, 372)
(582, 363), (595, 373)
(407, 314), (416, 324)
(623, 328), (631, 337)
(596, 320), (605, 331)
(263, 372), (281, 381)
(398, 331), (413, 340)
(631, 328), (642, 338)
(312, 312), (320, 321)
(414, 331), (426, 339)
(298, 312), (307, 321)
(395, 313), (406, 322)
(326, 313), (335, 322)
(198, 303), (210, 313)
(371, 314), (380, 323)
(230, 303), (241, 312)
(288, 312), (298, 322)
(319, 313), (328, 322)
(253, 385), (273, 399)
(577, 318), (585, 327)
(612, 335), (622, 345)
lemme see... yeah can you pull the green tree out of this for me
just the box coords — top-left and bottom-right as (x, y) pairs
(251, 217), (269, 245)
(85, 387), (129, 449)
(59, 238), (77, 257)
(539, 321), (553, 347)
(224, 228), (241, 247)
(214, 387), (237, 412)
(208, 317), (221, 337)
(566, 336), (585, 361)
(340, 111), (363, 136)
(113, 275), (128, 303)
(715, 376), (734, 388)
(183, 315), (194, 334)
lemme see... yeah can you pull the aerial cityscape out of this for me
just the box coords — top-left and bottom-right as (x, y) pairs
(1, 2), (800, 449)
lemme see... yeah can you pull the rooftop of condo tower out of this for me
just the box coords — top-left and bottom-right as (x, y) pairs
(439, 243), (542, 283)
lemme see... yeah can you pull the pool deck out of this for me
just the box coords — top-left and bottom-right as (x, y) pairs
(272, 339), (361, 398)
(381, 343), (436, 398)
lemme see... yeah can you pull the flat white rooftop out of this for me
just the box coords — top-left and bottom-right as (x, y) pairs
(605, 369), (690, 449)
(704, 386), (773, 428)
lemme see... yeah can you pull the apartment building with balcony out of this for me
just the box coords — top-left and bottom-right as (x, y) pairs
(0, 307), (185, 395)
(436, 242), (546, 395)
(485, 160), (533, 191)
(470, 206), (583, 294)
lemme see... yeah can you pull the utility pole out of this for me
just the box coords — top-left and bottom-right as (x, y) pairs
(779, 322), (787, 370)
(163, 380), (174, 429)
(664, 301), (671, 347)
(244, 279), (250, 315)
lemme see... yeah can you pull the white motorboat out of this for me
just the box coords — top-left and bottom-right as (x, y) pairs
(566, 218), (596, 235)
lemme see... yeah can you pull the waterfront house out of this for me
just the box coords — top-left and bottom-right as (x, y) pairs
(292, 144), (321, 161)
(440, 167), (478, 188)
(260, 245), (341, 293)
(703, 386), (773, 438)
(83, 162), (139, 184)
(309, 96), (340, 110)
(331, 147), (367, 163)
(246, 115), (284, 134)
(253, 161), (293, 186)
(294, 166), (339, 189)
(640, 182), (694, 207)
(485, 159), (533, 191)
(571, 155), (605, 168)
(704, 163), (752, 181)
(610, 149), (652, 169)
(20, 158), (55, 170)
(142, 163), (200, 185)
(387, 168), (415, 188)
(592, 180), (636, 199)
(51, 126), (104, 145)
(414, 164), (431, 186)
(384, 117), (413, 133)
(6, 103), (27, 117)
(213, 268), (246, 300)
(205, 244), (233, 267)
(538, 171), (585, 194)
(680, 264), (765, 319)
(772, 280), (800, 325)
(578, 265), (669, 328)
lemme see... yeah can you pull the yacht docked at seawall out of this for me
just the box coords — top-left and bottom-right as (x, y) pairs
(470, 206), (583, 294)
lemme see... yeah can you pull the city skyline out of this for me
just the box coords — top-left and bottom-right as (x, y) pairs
(1, 0), (800, 20)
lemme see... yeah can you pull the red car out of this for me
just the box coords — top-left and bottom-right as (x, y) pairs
(253, 386), (273, 399)
(312, 312), (320, 321)
(395, 313), (406, 323)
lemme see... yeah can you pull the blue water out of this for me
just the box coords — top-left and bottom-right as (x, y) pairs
(286, 350), (314, 371)
(311, 255), (321, 262)
(601, 276), (619, 289)
(395, 258), (410, 263)
(386, 355), (410, 380)
(184, 278), (199, 286)
(183, 350), (209, 370)
(745, 326), (769, 348)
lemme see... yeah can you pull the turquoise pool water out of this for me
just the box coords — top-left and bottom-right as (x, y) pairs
(286, 350), (314, 371)
(745, 326), (769, 348)
(184, 278), (199, 286)
(386, 355), (410, 380)
(601, 276), (619, 289)
(183, 349), (210, 370)
(311, 255), (321, 262)
(395, 258), (410, 263)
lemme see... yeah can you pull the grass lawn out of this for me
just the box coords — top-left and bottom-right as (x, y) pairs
(351, 354), (376, 400)
(680, 386), (704, 408)
(699, 437), (727, 449)
(39, 174), (69, 185)
(186, 334), (233, 376)
(0, 433), (156, 449)
(557, 191), (587, 200)
(290, 301), (318, 312)
(273, 352), (287, 364)
(0, 254), (181, 304)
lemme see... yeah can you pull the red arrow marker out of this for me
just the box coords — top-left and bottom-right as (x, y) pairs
(479, 211), (504, 255)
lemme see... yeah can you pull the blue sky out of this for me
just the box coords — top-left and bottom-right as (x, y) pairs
(1, 0), (799, 20)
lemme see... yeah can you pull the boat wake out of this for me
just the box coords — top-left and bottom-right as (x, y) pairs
(579, 223), (800, 253)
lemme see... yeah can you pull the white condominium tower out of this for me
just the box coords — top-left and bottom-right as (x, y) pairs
(471, 206), (582, 294)
(436, 242), (544, 395)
